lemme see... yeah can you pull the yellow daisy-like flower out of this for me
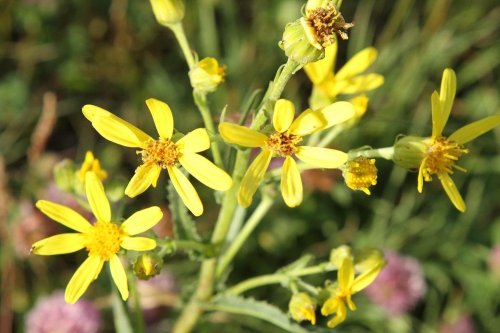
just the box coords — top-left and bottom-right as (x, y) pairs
(78, 151), (108, 183)
(31, 172), (163, 304)
(304, 43), (384, 109)
(415, 69), (500, 212)
(83, 98), (232, 216)
(219, 99), (354, 207)
(289, 292), (317, 325)
(321, 256), (382, 328)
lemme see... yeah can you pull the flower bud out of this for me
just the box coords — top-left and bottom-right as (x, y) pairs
(289, 292), (317, 325)
(393, 136), (431, 170)
(330, 245), (351, 267)
(134, 254), (163, 280)
(279, 19), (325, 65)
(149, 0), (185, 27)
(189, 57), (225, 94)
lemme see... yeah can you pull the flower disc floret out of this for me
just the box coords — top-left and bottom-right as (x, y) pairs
(265, 132), (303, 157)
(85, 221), (123, 259)
(420, 136), (468, 181)
(306, 3), (353, 46)
(141, 138), (181, 169)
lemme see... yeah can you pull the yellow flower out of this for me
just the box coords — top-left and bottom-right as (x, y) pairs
(219, 99), (354, 207)
(83, 98), (232, 216)
(304, 43), (384, 109)
(321, 256), (382, 328)
(395, 69), (500, 212)
(189, 57), (226, 94)
(78, 151), (108, 183)
(31, 172), (163, 304)
(289, 292), (317, 325)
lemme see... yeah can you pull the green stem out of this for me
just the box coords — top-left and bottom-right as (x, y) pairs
(226, 262), (337, 295)
(172, 58), (301, 333)
(193, 92), (224, 168)
(348, 147), (395, 160)
(170, 23), (195, 69)
(216, 195), (274, 277)
(129, 273), (145, 333)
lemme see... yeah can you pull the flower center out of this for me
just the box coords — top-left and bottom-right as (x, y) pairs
(140, 139), (181, 169)
(306, 3), (354, 46)
(422, 137), (468, 181)
(85, 221), (123, 260)
(265, 132), (302, 157)
(342, 157), (377, 195)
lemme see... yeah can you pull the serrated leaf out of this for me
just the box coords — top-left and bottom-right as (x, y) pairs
(205, 295), (310, 333)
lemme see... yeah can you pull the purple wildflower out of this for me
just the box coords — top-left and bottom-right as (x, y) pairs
(364, 250), (426, 315)
(26, 291), (101, 333)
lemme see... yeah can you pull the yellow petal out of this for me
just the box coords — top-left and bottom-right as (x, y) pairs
(417, 158), (426, 193)
(238, 150), (272, 208)
(31, 233), (86, 255)
(82, 105), (152, 148)
(281, 157), (303, 207)
(176, 128), (210, 153)
(295, 146), (347, 168)
(431, 91), (443, 138)
(273, 99), (295, 132)
(326, 302), (347, 329)
(121, 236), (157, 251)
(288, 108), (327, 136)
(85, 172), (111, 222)
(36, 200), (92, 233)
(145, 98), (174, 140)
(304, 43), (337, 85)
(219, 123), (268, 147)
(330, 74), (384, 96)
(335, 47), (378, 81)
(318, 101), (355, 129)
(179, 153), (233, 191)
(121, 206), (163, 235)
(125, 163), (161, 198)
(338, 257), (355, 291)
(65, 255), (103, 304)
(439, 173), (466, 212)
(167, 166), (203, 216)
(352, 264), (383, 293)
(109, 255), (129, 301)
(439, 68), (456, 128)
(448, 115), (500, 145)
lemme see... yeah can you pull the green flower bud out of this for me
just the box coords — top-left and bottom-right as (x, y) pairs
(133, 253), (163, 280)
(329, 245), (351, 267)
(189, 57), (225, 94)
(149, 0), (185, 27)
(393, 135), (431, 170)
(279, 19), (324, 65)
(289, 292), (317, 325)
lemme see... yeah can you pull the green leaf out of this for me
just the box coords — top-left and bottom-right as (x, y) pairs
(111, 288), (134, 333)
(205, 295), (310, 333)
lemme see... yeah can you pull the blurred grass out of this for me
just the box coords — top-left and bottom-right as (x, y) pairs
(1, 0), (499, 332)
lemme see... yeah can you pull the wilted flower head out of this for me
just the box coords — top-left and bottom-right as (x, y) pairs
(26, 291), (101, 333)
(365, 251), (426, 315)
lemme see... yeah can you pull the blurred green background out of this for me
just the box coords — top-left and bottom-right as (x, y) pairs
(1, 0), (499, 332)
